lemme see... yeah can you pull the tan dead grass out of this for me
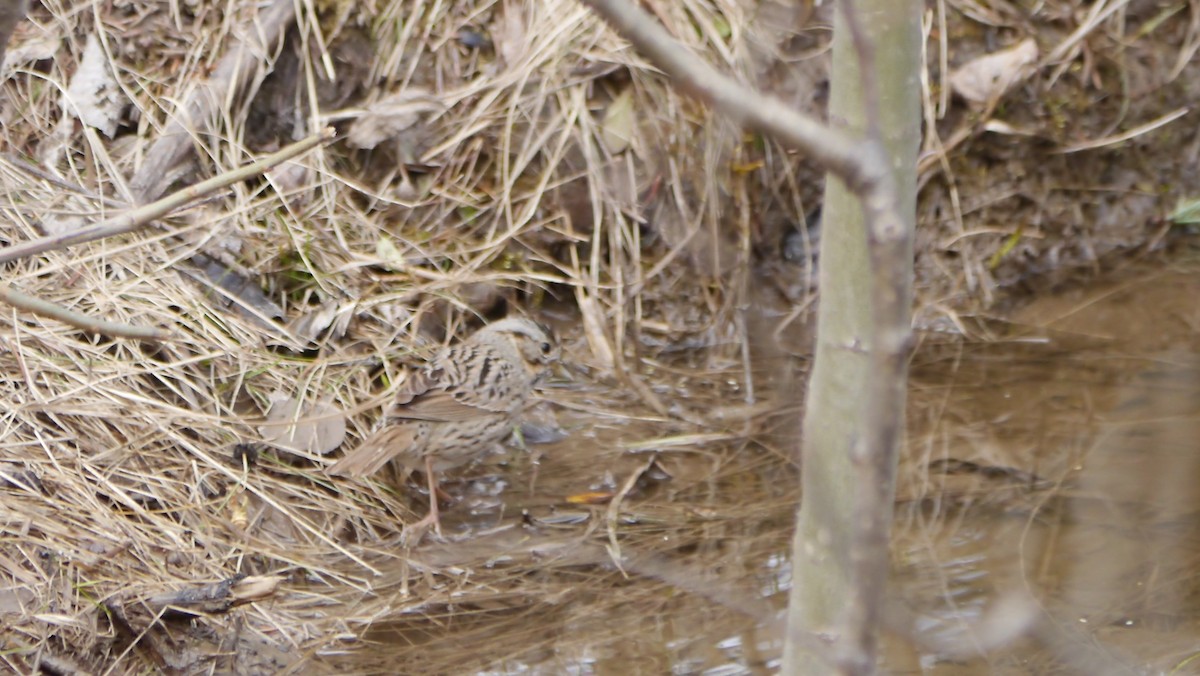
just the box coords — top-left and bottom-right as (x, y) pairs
(0, 1), (810, 670)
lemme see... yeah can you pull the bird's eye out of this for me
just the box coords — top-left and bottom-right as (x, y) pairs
(540, 342), (552, 355)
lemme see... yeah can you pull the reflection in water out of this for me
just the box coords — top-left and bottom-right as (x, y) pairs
(329, 267), (1200, 673)
(892, 268), (1200, 673)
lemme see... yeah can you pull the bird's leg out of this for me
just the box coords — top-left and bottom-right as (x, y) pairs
(401, 458), (451, 546)
(432, 482), (454, 503)
(404, 455), (441, 538)
(424, 455), (441, 535)
(512, 423), (528, 452)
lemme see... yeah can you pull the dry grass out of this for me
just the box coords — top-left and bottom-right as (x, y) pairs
(0, 1), (815, 671)
(0, 0), (1198, 672)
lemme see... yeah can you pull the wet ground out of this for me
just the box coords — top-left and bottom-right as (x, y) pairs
(891, 255), (1200, 674)
(313, 254), (1200, 674)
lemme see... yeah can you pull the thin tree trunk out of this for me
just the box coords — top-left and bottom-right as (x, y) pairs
(784, 2), (921, 673)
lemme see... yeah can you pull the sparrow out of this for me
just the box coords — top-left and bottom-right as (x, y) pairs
(329, 317), (559, 536)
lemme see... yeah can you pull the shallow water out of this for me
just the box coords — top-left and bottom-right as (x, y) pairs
(889, 262), (1200, 674)
(326, 260), (1200, 674)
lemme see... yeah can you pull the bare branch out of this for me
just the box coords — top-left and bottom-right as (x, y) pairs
(0, 285), (169, 341)
(576, 0), (877, 194)
(0, 129), (334, 265)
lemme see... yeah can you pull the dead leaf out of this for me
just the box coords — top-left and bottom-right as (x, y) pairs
(374, 236), (407, 271)
(188, 252), (284, 321)
(576, 290), (614, 370)
(266, 163), (314, 205)
(949, 38), (1038, 106)
(260, 392), (346, 456)
(287, 300), (340, 343)
(145, 574), (284, 615)
(601, 87), (635, 154)
(0, 585), (34, 615)
(982, 119), (1043, 137)
(64, 33), (128, 137)
(39, 213), (87, 237)
(566, 491), (614, 505)
(343, 88), (442, 150)
(4, 31), (57, 69)
(494, 1), (526, 67)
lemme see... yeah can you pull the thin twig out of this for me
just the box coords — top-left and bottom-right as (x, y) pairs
(1055, 106), (1189, 154)
(0, 129), (334, 265)
(0, 284), (169, 341)
(577, 0), (875, 194)
(1, 152), (125, 208)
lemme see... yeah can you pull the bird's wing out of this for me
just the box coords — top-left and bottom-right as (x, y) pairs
(393, 389), (496, 420)
(326, 423), (426, 477)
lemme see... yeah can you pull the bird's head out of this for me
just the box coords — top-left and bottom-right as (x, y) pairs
(474, 317), (560, 376)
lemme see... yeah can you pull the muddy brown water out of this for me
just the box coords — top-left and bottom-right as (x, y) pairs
(325, 261), (1200, 675)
